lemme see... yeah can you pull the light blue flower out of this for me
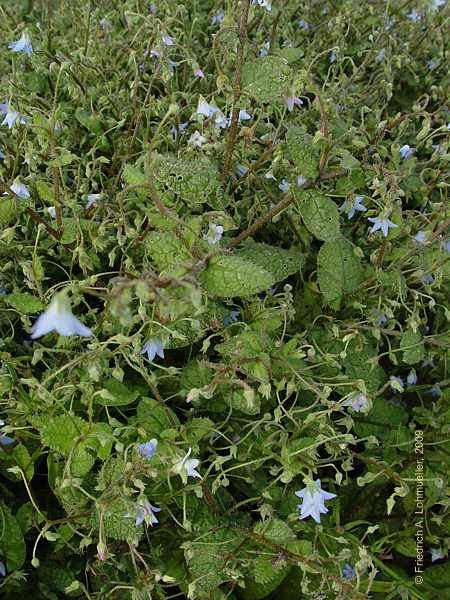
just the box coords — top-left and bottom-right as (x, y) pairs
(428, 385), (441, 397)
(441, 240), (450, 253)
(196, 97), (219, 118)
(204, 223), (224, 244)
(161, 34), (174, 46)
(259, 41), (270, 57)
(376, 48), (386, 62)
(421, 274), (434, 285)
(140, 338), (164, 362)
(298, 19), (310, 30)
(1, 104), (26, 129)
(8, 32), (33, 54)
(407, 370), (417, 386)
(371, 309), (388, 326)
(278, 179), (291, 192)
(342, 564), (356, 580)
(343, 393), (369, 413)
(368, 216), (398, 237)
(211, 11), (225, 25)
(236, 164), (248, 178)
(399, 144), (415, 159)
(213, 111), (228, 129)
(0, 149), (4, 160)
(0, 420), (15, 447)
(427, 59), (439, 71)
(431, 0), (445, 9)
(389, 376), (404, 392)
(224, 310), (240, 326)
(252, 0), (272, 11)
(132, 500), (161, 526)
(238, 109), (252, 122)
(10, 180), (30, 199)
(295, 479), (336, 523)
(407, 10), (420, 22)
(285, 96), (303, 112)
(431, 548), (445, 562)
(138, 439), (158, 459)
(0, 561), (5, 577)
(188, 130), (207, 148)
(31, 294), (92, 339)
(347, 195), (367, 219)
(174, 447), (201, 479)
(329, 51), (337, 63)
(414, 231), (427, 243)
(296, 175), (307, 187)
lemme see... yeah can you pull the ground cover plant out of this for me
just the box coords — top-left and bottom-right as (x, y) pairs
(0, 0), (449, 598)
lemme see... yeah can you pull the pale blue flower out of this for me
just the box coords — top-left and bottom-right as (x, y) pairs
(368, 216), (398, 237)
(140, 338), (164, 362)
(224, 310), (240, 326)
(194, 67), (204, 78)
(428, 385), (441, 397)
(371, 309), (388, 326)
(343, 393), (369, 413)
(414, 231), (427, 243)
(238, 109), (252, 122)
(0, 561), (5, 577)
(342, 564), (356, 580)
(0, 149), (4, 160)
(265, 171), (276, 181)
(407, 10), (420, 22)
(47, 206), (56, 218)
(10, 180), (30, 199)
(0, 420), (15, 447)
(295, 479), (336, 523)
(427, 59), (439, 71)
(329, 51), (337, 63)
(431, 0), (446, 7)
(213, 111), (228, 129)
(31, 294), (92, 339)
(252, 0), (272, 11)
(1, 104), (26, 129)
(196, 97), (219, 118)
(441, 240), (450, 253)
(204, 223), (224, 245)
(285, 96), (303, 112)
(278, 179), (291, 192)
(389, 376), (404, 392)
(188, 130), (207, 148)
(86, 193), (102, 209)
(399, 144), (415, 159)
(259, 41), (270, 57)
(431, 548), (445, 562)
(8, 32), (33, 54)
(175, 447), (201, 479)
(170, 122), (188, 140)
(132, 500), (161, 526)
(236, 164), (248, 178)
(211, 11), (225, 25)
(298, 19), (310, 30)
(421, 274), (434, 285)
(376, 48), (386, 62)
(138, 439), (158, 459)
(296, 175), (307, 187)
(407, 370), (417, 386)
(161, 34), (174, 46)
(347, 196), (367, 219)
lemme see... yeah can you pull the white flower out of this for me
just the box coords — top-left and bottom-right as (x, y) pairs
(140, 338), (165, 362)
(265, 171), (276, 181)
(204, 223), (224, 245)
(86, 193), (102, 209)
(295, 479), (336, 523)
(188, 130), (207, 148)
(30, 294), (92, 339)
(296, 175), (307, 187)
(196, 97), (220, 118)
(343, 393), (369, 413)
(1, 104), (26, 129)
(8, 32), (33, 54)
(430, 548), (445, 562)
(213, 111), (228, 129)
(10, 181), (30, 198)
(175, 447), (201, 480)
(278, 179), (291, 192)
(252, 0), (272, 11)
(46, 206), (56, 218)
(414, 231), (427, 243)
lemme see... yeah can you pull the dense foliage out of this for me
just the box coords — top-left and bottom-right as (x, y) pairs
(0, 1), (449, 598)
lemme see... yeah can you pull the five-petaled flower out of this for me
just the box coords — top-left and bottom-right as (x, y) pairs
(0, 103), (26, 129)
(252, 0), (272, 10)
(140, 338), (165, 362)
(431, 548), (445, 562)
(204, 223), (224, 245)
(132, 499), (161, 526)
(174, 447), (201, 480)
(414, 230), (427, 243)
(295, 479), (336, 523)
(285, 96), (303, 112)
(188, 130), (207, 148)
(10, 180), (30, 199)
(342, 564), (356, 580)
(399, 144), (415, 159)
(406, 370), (417, 386)
(138, 439), (158, 459)
(368, 216), (398, 237)
(196, 97), (219, 118)
(346, 196), (367, 220)
(31, 293), (92, 339)
(343, 393), (369, 413)
(8, 32), (33, 54)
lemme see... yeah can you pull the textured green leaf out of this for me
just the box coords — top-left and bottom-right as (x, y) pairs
(423, 561), (450, 591)
(11, 444), (34, 480)
(242, 56), (292, 103)
(92, 497), (142, 542)
(286, 126), (320, 179)
(353, 398), (408, 440)
(36, 181), (55, 204)
(299, 191), (340, 241)
(40, 415), (88, 455)
(6, 293), (46, 314)
(137, 398), (180, 436)
(317, 239), (364, 308)
(236, 241), (301, 281)
(97, 379), (140, 406)
(200, 255), (274, 297)
(146, 231), (192, 272)
(0, 198), (19, 224)
(400, 330), (424, 365)
(0, 504), (26, 571)
(185, 418), (214, 442)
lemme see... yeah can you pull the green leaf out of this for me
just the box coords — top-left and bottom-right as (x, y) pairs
(298, 191), (340, 241)
(353, 398), (408, 440)
(0, 198), (20, 224)
(424, 562), (450, 591)
(185, 418), (214, 442)
(36, 180), (55, 204)
(11, 444), (34, 480)
(242, 56), (292, 103)
(200, 255), (275, 297)
(6, 293), (46, 314)
(0, 504), (26, 571)
(137, 398), (180, 436)
(400, 330), (424, 365)
(286, 126), (320, 179)
(97, 379), (140, 406)
(146, 231), (192, 272)
(317, 239), (364, 309)
(40, 415), (88, 454)
(235, 241), (301, 281)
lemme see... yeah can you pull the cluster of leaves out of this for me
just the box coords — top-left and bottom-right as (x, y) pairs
(0, 0), (449, 599)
